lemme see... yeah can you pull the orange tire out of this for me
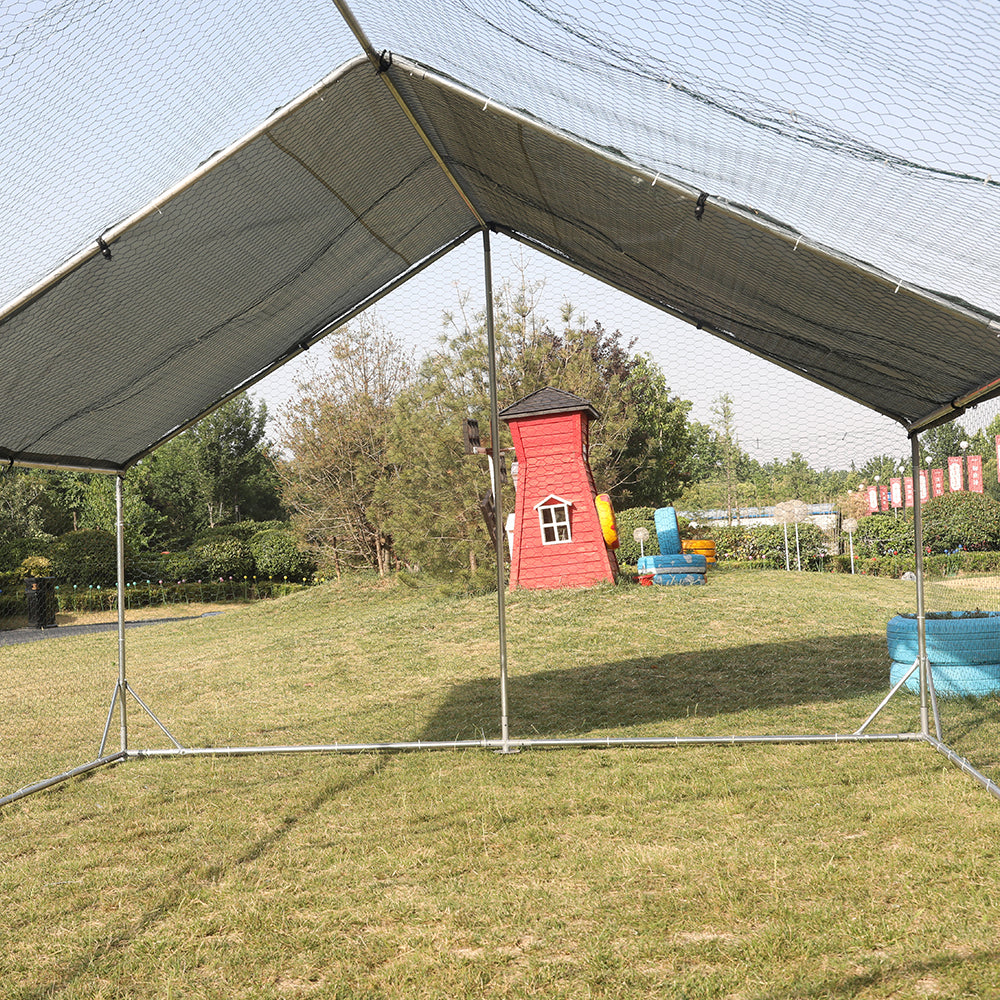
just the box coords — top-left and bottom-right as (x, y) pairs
(682, 539), (716, 564)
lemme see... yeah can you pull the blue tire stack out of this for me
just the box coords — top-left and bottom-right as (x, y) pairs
(641, 508), (708, 585)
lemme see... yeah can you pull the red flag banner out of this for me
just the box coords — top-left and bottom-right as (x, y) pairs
(969, 455), (984, 493)
(919, 470), (929, 502)
(931, 468), (945, 496)
(867, 485), (878, 513)
(879, 484), (889, 510)
(904, 477), (914, 507)
(890, 477), (902, 507)
(948, 456), (964, 491)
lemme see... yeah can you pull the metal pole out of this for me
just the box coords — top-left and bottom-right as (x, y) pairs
(116, 474), (128, 752)
(482, 227), (512, 751)
(910, 435), (930, 737)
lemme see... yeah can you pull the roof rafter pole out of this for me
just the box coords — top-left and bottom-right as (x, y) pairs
(330, 0), (487, 229)
(482, 227), (512, 752)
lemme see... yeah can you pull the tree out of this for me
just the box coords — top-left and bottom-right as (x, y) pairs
(140, 434), (204, 549)
(678, 394), (755, 522)
(188, 394), (280, 527)
(76, 468), (165, 552)
(919, 421), (971, 472)
(132, 393), (282, 549)
(277, 314), (412, 576)
(0, 469), (52, 558)
(377, 277), (697, 574)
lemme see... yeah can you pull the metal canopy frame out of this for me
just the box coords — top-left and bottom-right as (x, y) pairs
(4, 0), (1000, 809)
(7, 426), (1000, 811)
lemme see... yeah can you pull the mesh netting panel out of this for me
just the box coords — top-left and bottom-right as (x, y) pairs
(6, 0), (1000, 889)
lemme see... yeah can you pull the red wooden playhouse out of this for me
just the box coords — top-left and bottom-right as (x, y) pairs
(499, 387), (620, 590)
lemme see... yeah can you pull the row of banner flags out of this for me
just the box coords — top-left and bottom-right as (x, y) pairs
(865, 449), (991, 513)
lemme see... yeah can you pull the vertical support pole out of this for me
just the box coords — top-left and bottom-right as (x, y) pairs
(910, 435), (929, 737)
(482, 227), (511, 751)
(116, 474), (128, 752)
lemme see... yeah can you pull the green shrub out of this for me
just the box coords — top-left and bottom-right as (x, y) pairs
(18, 554), (52, 578)
(48, 529), (123, 587)
(920, 491), (1000, 553)
(162, 549), (209, 582)
(848, 512), (914, 557)
(614, 507), (659, 564)
(713, 523), (828, 568)
(194, 520), (289, 545)
(249, 528), (316, 580)
(831, 548), (1000, 578)
(0, 536), (50, 574)
(193, 537), (255, 579)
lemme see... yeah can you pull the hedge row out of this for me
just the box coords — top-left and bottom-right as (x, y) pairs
(0, 523), (316, 588)
(0, 576), (310, 621)
(829, 549), (1000, 578)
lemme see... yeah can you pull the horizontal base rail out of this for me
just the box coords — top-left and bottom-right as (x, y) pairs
(128, 730), (926, 760)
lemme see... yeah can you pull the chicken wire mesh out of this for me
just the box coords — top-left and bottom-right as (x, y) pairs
(4, 0), (1000, 803)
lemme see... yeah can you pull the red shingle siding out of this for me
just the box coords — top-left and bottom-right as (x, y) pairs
(506, 408), (618, 590)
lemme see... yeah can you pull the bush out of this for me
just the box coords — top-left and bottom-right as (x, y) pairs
(192, 537), (255, 579)
(614, 507), (659, 564)
(713, 523), (828, 568)
(249, 528), (316, 580)
(920, 491), (1000, 553)
(194, 520), (289, 545)
(831, 548), (1000, 578)
(848, 512), (914, 557)
(18, 554), (52, 578)
(0, 536), (51, 574)
(48, 529), (124, 587)
(161, 549), (208, 582)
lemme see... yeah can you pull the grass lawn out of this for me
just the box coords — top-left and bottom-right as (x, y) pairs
(3, 569), (1000, 998)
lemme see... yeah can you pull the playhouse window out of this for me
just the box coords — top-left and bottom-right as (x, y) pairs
(538, 501), (572, 544)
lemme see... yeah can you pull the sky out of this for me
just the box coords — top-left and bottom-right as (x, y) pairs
(2, 0), (997, 473)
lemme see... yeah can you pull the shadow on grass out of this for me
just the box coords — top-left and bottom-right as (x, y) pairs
(755, 948), (1000, 1000)
(420, 633), (910, 740)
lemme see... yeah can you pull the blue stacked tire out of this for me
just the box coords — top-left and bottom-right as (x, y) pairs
(638, 553), (707, 574)
(887, 612), (1000, 665)
(889, 659), (1000, 697)
(652, 572), (706, 586)
(886, 612), (1000, 696)
(653, 507), (681, 555)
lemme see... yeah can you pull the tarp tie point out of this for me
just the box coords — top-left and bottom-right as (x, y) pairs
(695, 192), (708, 219)
(96, 236), (112, 260)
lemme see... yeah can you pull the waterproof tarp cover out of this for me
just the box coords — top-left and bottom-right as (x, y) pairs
(4, 51), (1000, 471)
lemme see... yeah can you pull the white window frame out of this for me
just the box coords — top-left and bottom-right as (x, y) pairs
(536, 496), (573, 544)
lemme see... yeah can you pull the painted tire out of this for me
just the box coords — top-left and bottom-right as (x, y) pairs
(682, 539), (717, 564)
(654, 506), (681, 556)
(638, 553), (707, 573)
(886, 612), (1000, 666)
(651, 572), (706, 586)
(595, 493), (620, 549)
(889, 659), (1000, 697)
